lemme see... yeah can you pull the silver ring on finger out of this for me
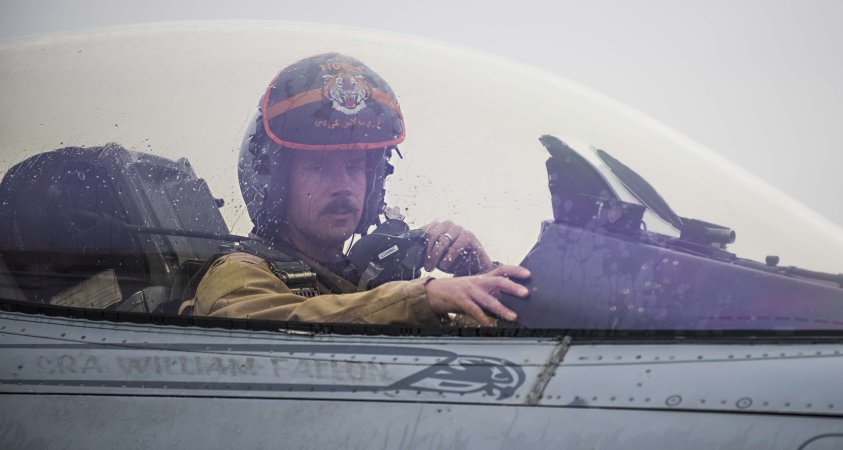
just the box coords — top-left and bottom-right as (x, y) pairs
(441, 233), (454, 243)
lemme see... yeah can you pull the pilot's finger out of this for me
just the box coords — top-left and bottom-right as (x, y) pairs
(440, 228), (480, 267)
(471, 288), (517, 321)
(487, 276), (530, 298)
(444, 247), (475, 275)
(425, 238), (452, 272)
(459, 295), (494, 327)
(487, 264), (531, 280)
(424, 221), (457, 271)
(474, 247), (494, 273)
(422, 221), (445, 270)
(421, 220), (442, 236)
(440, 231), (475, 272)
(452, 246), (494, 275)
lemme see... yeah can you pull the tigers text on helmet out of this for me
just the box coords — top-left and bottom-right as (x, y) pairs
(238, 53), (405, 237)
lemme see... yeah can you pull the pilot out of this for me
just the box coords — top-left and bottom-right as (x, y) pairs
(179, 53), (529, 326)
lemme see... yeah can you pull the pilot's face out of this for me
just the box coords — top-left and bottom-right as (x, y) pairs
(283, 150), (367, 250)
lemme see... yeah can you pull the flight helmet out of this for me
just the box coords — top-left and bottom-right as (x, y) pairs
(238, 53), (405, 237)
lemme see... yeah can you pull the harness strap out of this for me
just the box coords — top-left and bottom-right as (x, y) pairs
(286, 248), (359, 295)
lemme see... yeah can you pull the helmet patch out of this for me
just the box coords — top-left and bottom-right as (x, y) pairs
(322, 73), (372, 115)
(260, 53), (405, 151)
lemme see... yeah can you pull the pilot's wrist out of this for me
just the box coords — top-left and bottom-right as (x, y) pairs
(422, 277), (449, 323)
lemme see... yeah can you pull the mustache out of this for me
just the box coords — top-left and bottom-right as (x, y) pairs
(320, 197), (359, 215)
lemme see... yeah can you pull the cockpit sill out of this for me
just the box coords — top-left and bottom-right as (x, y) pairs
(3, 297), (843, 343)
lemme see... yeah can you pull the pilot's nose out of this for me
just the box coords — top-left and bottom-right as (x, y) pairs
(328, 164), (354, 194)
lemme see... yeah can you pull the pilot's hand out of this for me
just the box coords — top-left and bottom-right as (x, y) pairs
(424, 265), (530, 327)
(422, 220), (493, 275)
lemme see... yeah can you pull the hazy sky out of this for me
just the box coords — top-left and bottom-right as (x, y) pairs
(2, 0), (842, 226)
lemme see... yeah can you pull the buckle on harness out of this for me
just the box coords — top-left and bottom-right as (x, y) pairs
(268, 260), (320, 298)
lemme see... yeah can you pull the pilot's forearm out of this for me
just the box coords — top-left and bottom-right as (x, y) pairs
(190, 253), (440, 325)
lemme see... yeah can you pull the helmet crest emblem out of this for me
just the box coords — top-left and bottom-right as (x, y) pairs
(322, 73), (372, 115)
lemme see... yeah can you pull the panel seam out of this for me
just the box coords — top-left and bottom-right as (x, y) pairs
(525, 335), (572, 405)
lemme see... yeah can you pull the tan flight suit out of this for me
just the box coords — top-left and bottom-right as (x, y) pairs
(180, 252), (441, 325)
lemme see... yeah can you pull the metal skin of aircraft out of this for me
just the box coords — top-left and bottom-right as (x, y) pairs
(1, 23), (843, 449)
